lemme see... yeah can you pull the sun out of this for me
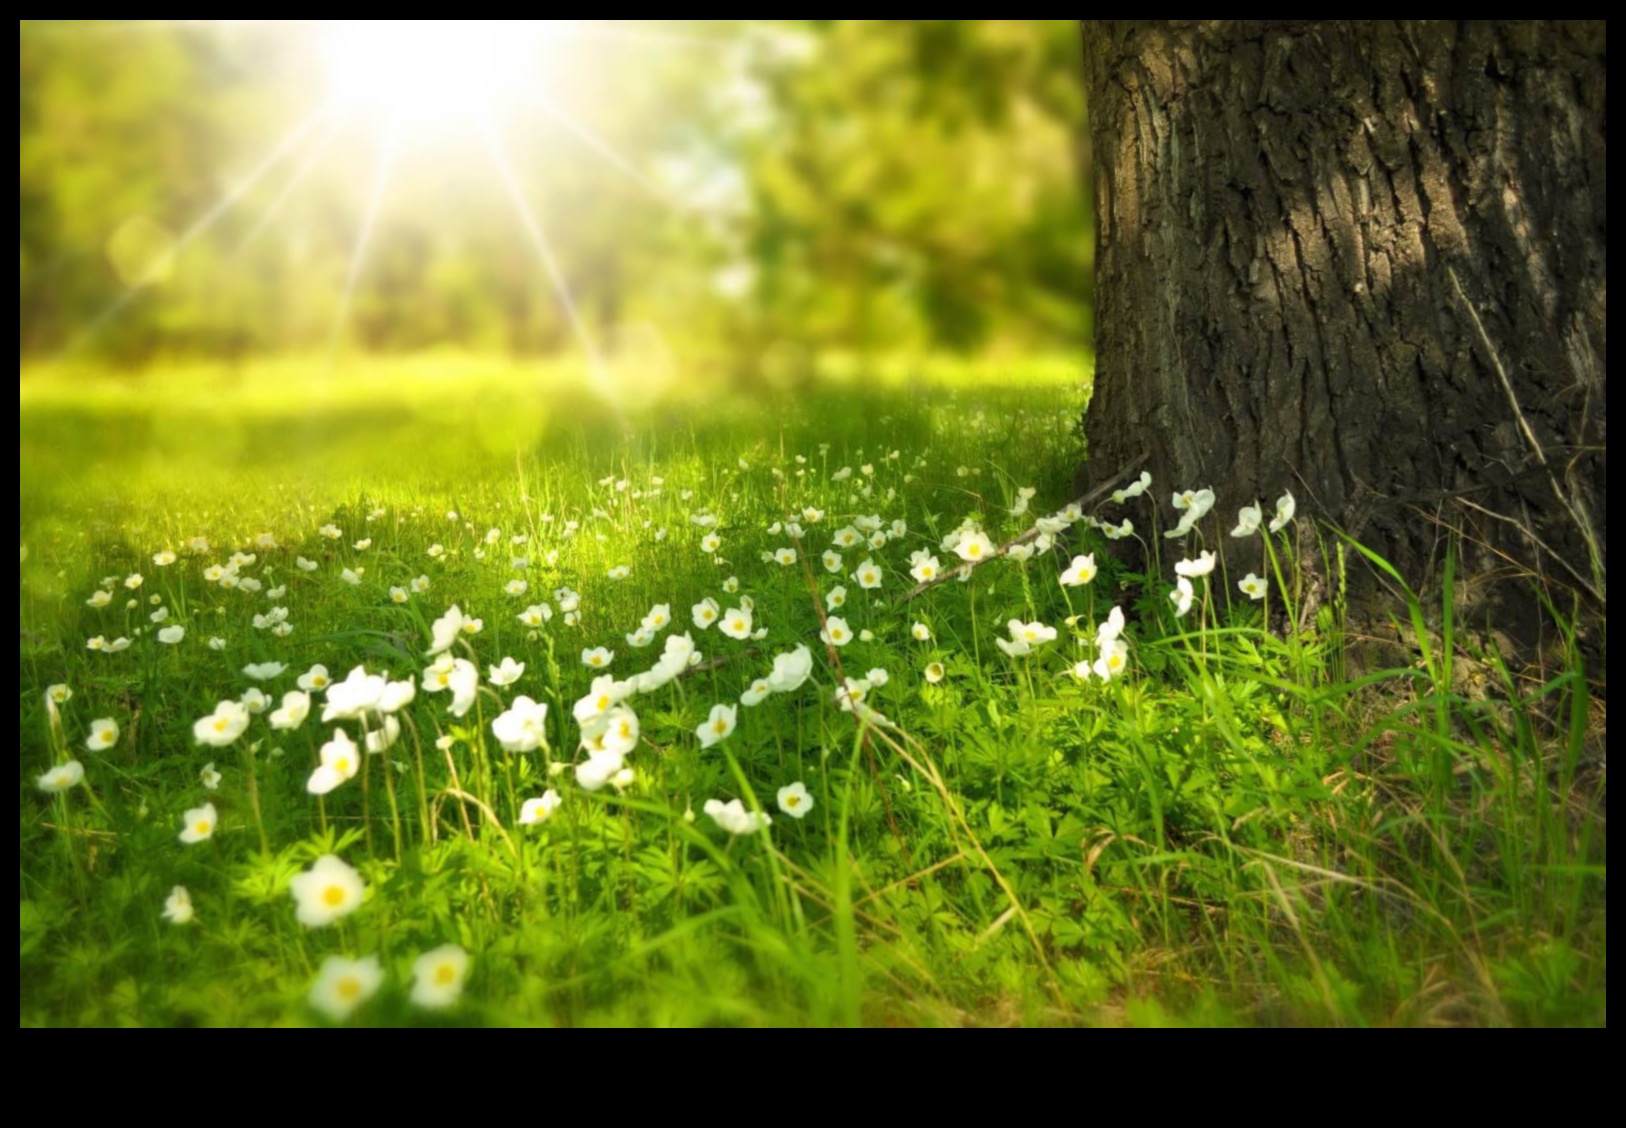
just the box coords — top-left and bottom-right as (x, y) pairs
(321, 19), (570, 131)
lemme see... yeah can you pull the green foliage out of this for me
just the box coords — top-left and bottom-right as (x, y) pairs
(18, 360), (1605, 1027)
(19, 20), (1088, 364)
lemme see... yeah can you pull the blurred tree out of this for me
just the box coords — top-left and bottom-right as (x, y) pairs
(1079, 20), (1607, 610)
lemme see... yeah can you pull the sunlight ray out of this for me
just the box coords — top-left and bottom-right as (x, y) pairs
(66, 103), (331, 352)
(326, 121), (400, 364)
(475, 118), (610, 385)
(230, 117), (342, 260)
(512, 79), (669, 203)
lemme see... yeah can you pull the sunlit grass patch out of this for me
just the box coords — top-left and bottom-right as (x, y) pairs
(18, 359), (1604, 1027)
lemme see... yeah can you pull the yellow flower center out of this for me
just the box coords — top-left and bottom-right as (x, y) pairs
(922, 567), (934, 579)
(590, 656), (602, 666)
(968, 544), (982, 558)
(785, 795), (800, 808)
(336, 976), (362, 1000)
(214, 718), (228, 732)
(434, 963), (457, 986)
(595, 695), (610, 711)
(195, 820), (211, 835)
(322, 884), (347, 907)
(712, 720), (727, 734)
(336, 758), (350, 773)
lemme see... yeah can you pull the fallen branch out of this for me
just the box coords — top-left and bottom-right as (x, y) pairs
(896, 452), (1149, 606)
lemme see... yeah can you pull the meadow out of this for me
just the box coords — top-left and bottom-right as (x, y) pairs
(19, 357), (1606, 1026)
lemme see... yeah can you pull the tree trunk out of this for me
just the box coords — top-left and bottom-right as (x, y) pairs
(1078, 21), (1606, 621)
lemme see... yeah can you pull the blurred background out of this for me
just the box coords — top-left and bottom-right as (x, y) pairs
(19, 20), (1090, 385)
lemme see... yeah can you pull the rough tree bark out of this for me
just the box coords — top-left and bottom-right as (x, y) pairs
(1078, 21), (1606, 621)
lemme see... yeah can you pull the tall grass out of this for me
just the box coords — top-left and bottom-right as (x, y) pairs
(18, 357), (1604, 1026)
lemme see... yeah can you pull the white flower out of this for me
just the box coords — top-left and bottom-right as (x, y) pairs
(822, 550), (843, 574)
(722, 576), (740, 593)
(953, 530), (995, 563)
(426, 604), (466, 656)
(641, 603), (673, 631)
(1110, 470), (1153, 504)
(157, 625), (185, 644)
(296, 556), (319, 572)
(36, 760), (84, 793)
(1268, 491), (1296, 533)
(505, 579), (528, 597)
(340, 568), (363, 586)
(852, 559), (883, 589)
(517, 603), (552, 627)
(269, 691), (311, 731)
(379, 678), (415, 713)
(319, 524), (342, 540)
(124, 573), (144, 590)
(1096, 605), (1126, 646)
(821, 617), (852, 647)
(308, 955), (383, 1021)
(207, 636), (227, 651)
(200, 762), (221, 790)
(46, 684), (72, 708)
(1238, 573), (1268, 601)
(242, 662), (286, 681)
(410, 944), (470, 1009)
(297, 664), (331, 692)
(306, 730), (361, 795)
(777, 781), (814, 819)
(492, 696), (550, 753)
(572, 674), (628, 726)
(1231, 503), (1263, 537)
(865, 667), (889, 687)
(575, 749), (625, 792)
(365, 715), (402, 754)
(702, 798), (771, 836)
(193, 700), (250, 747)
(774, 548), (797, 566)
(1009, 619), (1058, 646)
(322, 665), (386, 721)
(488, 657), (525, 686)
(1059, 554), (1097, 587)
(691, 598), (720, 630)
(718, 607), (753, 640)
(390, 586), (410, 604)
(150, 605), (170, 624)
(832, 526), (861, 549)
(289, 854), (364, 928)
(240, 688), (269, 716)
(179, 801), (218, 845)
(607, 565), (630, 580)
(1164, 488), (1216, 539)
(1174, 551), (1216, 578)
(701, 532), (722, 554)
(696, 703), (737, 749)
(625, 626), (656, 649)
(1101, 519), (1133, 540)
(85, 717), (119, 752)
(924, 662), (946, 684)
(1093, 638), (1129, 681)
(86, 590), (113, 609)
(740, 679), (772, 707)
(162, 885), (194, 925)
(596, 707), (640, 756)
(353, 538), (373, 552)
(909, 554), (942, 583)
(765, 644), (813, 693)
(1170, 576), (1195, 618)
(911, 622), (932, 641)
(825, 585), (848, 612)
(1007, 543), (1035, 563)
(152, 550), (177, 567)
(518, 790), (563, 826)
(996, 636), (1031, 658)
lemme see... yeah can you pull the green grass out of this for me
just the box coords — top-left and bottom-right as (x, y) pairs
(19, 356), (1605, 1026)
